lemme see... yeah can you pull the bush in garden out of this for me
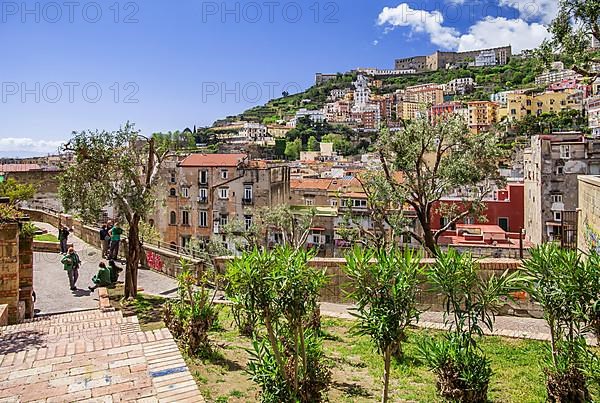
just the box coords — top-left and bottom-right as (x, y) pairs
(226, 247), (330, 403)
(344, 246), (422, 403)
(164, 258), (220, 356)
(418, 249), (524, 402)
(523, 244), (600, 402)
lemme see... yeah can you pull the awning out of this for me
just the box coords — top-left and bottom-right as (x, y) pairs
(310, 227), (326, 231)
(545, 222), (563, 227)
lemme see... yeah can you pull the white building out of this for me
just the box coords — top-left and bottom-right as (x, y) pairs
(352, 75), (371, 111)
(445, 77), (475, 95)
(587, 96), (600, 138)
(239, 122), (271, 144)
(288, 109), (325, 127)
(355, 67), (416, 76)
(473, 50), (497, 67)
(535, 66), (580, 86)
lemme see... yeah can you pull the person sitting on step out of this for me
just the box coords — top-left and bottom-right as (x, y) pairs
(88, 262), (112, 291)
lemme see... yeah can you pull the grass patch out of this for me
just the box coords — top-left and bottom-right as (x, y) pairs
(182, 306), (590, 403)
(34, 233), (59, 243)
(107, 284), (167, 331)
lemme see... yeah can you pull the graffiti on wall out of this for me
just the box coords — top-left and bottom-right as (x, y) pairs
(146, 251), (164, 272)
(584, 220), (600, 254)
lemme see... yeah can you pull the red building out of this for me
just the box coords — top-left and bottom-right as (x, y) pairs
(431, 183), (524, 234)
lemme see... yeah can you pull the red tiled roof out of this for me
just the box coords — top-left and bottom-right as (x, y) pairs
(179, 154), (247, 167)
(0, 164), (41, 172)
(290, 178), (332, 190)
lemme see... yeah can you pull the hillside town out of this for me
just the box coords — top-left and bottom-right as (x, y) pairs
(2, 2), (600, 401)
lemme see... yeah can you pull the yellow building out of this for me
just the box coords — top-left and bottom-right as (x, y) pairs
(467, 101), (499, 133)
(506, 90), (582, 121)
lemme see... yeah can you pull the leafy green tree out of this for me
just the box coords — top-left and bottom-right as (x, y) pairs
(0, 178), (35, 205)
(419, 249), (525, 401)
(59, 123), (169, 298)
(307, 136), (319, 152)
(226, 247), (330, 402)
(344, 246), (421, 403)
(522, 244), (600, 401)
(539, 0), (600, 79)
(285, 138), (302, 160)
(373, 114), (505, 255)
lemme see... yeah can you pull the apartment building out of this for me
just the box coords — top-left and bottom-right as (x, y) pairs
(467, 101), (499, 133)
(505, 89), (583, 121)
(535, 62), (580, 86)
(429, 101), (468, 123)
(586, 95), (600, 137)
(444, 77), (475, 95)
(524, 133), (600, 245)
(152, 153), (290, 251)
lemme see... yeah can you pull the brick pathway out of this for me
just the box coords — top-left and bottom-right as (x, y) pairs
(0, 310), (203, 402)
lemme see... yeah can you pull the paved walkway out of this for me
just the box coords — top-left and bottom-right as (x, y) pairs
(320, 302), (598, 345)
(0, 310), (203, 402)
(33, 222), (178, 316)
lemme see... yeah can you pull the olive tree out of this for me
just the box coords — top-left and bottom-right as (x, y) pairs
(373, 114), (505, 255)
(59, 122), (169, 298)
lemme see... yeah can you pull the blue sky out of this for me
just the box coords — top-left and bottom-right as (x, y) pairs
(0, 0), (556, 155)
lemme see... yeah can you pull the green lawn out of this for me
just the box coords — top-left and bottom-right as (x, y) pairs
(34, 233), (59, 243)
(110, 297), (598, 402)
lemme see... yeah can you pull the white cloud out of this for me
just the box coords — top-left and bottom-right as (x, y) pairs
(373, 40), (379, 46)
(377, 4), (460, 49)
(0, 138), (64, 153)
(498, 0), (558, 24)
(377, 3), (551, 53)
(456, 16), (549, 53)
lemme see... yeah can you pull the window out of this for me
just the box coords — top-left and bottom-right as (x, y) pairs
(169, 172), (176, 184)
(551, 194), (563, 203)
(219, 214), (228, 226)
(182, 210), (190, 226)
(498, 217), (509, 232)
(169, 188), (176, 197)
(311, 234), (321, 244)
(560, 145), (570, 159)
(305, 198), (314, 206)
(199, 211), (207, 227)
(244, 185), (253, 201)
(556, 166), (564, 175)
(219, 187), (229, 199)
(464, 216), (474, 225)
(244, 215), (252, 231)
(199, 170), (208, 185)
(352, 199), (368, 208)
(169, 211), (177, 225)
(554, 211), (562, 221)
(330, 199), (338, 207)
(220, 169), (228, 179)
(199, 188), (208, 201)
(181, 187), (189, 198)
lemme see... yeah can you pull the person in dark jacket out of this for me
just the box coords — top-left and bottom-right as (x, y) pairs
(88, 262), (112, 291)
(99, 224), (110, 258)
(108, 260), (122, 283)
(58, 226), (70, 254)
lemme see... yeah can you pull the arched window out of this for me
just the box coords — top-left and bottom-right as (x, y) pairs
(169, 188), (176, 197)
(148, 219), (155, 227)
(169, 211), (177, 225)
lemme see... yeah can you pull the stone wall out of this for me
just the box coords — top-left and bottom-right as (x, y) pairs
(0, 222), (20, 323)
(0, 304), (7, 326)
(213, 256), (537, 316)
(578, 175), (600, 253)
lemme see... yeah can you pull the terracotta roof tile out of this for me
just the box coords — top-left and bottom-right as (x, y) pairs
(179, 154), (247, 167)
(0, 164), (42, 172)
(290, 178), (332, 190)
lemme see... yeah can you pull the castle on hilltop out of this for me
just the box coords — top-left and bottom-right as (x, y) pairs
(395, 45), (512, 72)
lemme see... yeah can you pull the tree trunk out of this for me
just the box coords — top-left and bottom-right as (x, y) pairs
(382, 346), (391, 403)
(125, 214), (141, 299)
(419, 216), (438, 257)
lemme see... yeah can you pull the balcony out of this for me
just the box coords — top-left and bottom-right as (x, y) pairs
(197, 197), (208, 204)
(242, 198), (254, 205)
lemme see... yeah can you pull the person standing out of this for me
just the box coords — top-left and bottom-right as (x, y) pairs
(61, 247), (80, 291)
(99, 224), (110, 258)
(109, 222), (124, 260)
(58, 226), (69, 254)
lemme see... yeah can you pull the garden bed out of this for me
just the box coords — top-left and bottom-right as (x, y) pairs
(106, 292), (599, 402)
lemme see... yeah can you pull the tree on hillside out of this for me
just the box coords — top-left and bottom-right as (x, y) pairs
(285, 138), (302, 160)
(307, 136), (319, 152)
(59, 123), (170, 298)
(0, 178), (35, 205)
(370, 114), (505, 255)
(539, 0), (600, 79)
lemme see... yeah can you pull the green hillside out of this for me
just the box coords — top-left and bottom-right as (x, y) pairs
(220, 55), (543, 125)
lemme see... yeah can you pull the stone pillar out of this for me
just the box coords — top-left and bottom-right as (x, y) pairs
(19, 232), (34, 319)
(0, 222), (20, 324)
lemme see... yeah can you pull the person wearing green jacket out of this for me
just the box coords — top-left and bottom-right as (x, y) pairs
(88, 262), (112, 291)
(61, 247), (80, 291)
